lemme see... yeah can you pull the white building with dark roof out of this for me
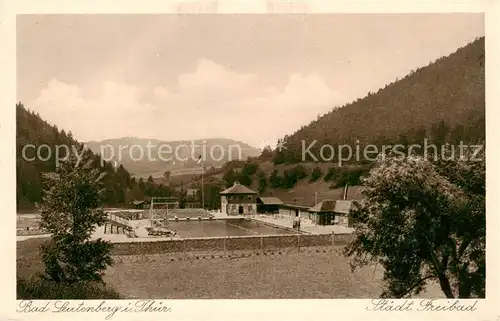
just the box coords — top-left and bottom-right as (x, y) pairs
(220, 181), (258, 215)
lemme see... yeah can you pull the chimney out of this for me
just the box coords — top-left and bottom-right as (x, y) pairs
(343, 184), (349, 200)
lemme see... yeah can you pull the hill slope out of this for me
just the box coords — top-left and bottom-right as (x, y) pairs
(274, 37), (485, 164)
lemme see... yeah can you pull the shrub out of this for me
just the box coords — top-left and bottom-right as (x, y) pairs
(17, 277), (121, 300)
(282, 165), (309, 188)
(310, 166), (323, 182)
(324, 167), (340, 182)
(269, 170), (283, 188)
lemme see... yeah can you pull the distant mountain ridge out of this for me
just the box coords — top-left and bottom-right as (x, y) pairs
(84, 137), (262, 177)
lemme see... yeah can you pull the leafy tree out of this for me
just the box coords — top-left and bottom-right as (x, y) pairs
(238, 172), (252, 187)
(260, 145), (273, 160)
(178, 188), (187, 209)
(242, 162), (259, 177)
(257, 171), (268, 194)
(37, 149), (113, 283)
(203, 181), (223, 210)
(123, 188), (132, 204)
(310, 166), (323, 182)
(223, 168), (238, 187)
(331, 167), (368, 188)
(282, 165), (309, 188)
(130, 185), (143, 201)
(138, 178), (146, 193)
(344, 148), (485, 298)
(269, 170), (283, 188)
(324, 167), (340, 182)
(272, 139), (286, 165)
(282, 170), (293, 188)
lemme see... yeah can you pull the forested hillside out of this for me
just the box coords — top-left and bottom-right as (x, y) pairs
(191, 37), (486, 205)
(16, 103), (175, 211)
(272, 37), (485, 164)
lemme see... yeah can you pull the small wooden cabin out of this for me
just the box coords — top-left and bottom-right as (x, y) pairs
(256, 197), (284, 214)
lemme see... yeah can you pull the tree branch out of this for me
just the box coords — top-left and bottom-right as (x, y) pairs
(458, 238), (472, 259)
(393, 274), (435, 298)
(430, 250), (455, 298)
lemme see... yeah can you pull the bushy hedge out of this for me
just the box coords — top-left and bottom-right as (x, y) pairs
(17, 277), (121, 300)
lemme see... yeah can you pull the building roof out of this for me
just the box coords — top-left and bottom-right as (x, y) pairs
(309, 199), (336, 212)
(220, 181), (257, 195)
(309, 199), (353, 214)
(130, 200), (146, 205)
(257, 197), (284, 205)
(280, 203), (311, 210)
(333, 200), (352, 214)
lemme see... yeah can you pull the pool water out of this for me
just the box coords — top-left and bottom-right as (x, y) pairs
(166, 219), (296, 238)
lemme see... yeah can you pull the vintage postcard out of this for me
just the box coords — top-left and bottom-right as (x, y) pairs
(1, 1), (498, 321)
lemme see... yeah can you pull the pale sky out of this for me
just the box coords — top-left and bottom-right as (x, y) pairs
(17, 14), (484, 148)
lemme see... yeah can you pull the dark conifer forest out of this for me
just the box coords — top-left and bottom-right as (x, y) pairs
(16, 103), (175, 210)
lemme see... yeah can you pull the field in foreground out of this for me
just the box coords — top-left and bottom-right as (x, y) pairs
(18, 237), (444, 299)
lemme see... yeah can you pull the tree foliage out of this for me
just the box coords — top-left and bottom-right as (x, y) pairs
(310, 166), (323, 182)
(259, 145), (274, 160)
(344, 147), (485, 298)
(257, 170), (268, 194)
(221, 161), (260, 188)
(37, 149), (114, 283)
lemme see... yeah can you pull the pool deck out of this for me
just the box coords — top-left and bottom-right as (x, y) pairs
(16, 210), (354, 243)
(211, 211), (354, 235)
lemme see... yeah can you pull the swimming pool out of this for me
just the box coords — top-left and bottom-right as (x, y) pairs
(166, 219), (297, 238)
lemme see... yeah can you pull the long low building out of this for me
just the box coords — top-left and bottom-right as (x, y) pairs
(257, 196), (284, 214)
(278, 203), (311, 219)
(275, 199), (353, 228)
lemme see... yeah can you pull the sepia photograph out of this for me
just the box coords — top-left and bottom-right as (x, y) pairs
(14, 12), (486, 304)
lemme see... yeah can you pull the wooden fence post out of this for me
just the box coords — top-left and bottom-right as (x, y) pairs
(260, 236), (264, 252)
(331, 232), (335, 248)
(297, 233), (300, 252)
(224, 237), (227, 257)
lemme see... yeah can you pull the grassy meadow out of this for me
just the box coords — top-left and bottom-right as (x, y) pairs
(17, 237), (444, 299)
